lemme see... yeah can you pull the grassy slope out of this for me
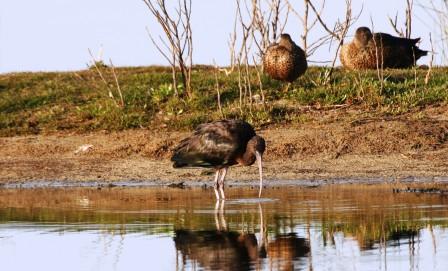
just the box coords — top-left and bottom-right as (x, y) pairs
(1, 65), (447, 136)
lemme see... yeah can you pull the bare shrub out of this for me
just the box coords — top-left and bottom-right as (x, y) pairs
(227, 0), (290, 114)
(417, 0), (448, 65)
(307, 0), (361, 82)
(388, 0), (413, 38)
(143, 0), (193, 98)
(88, 48), (124, 108)
(286, 0), (327, 57)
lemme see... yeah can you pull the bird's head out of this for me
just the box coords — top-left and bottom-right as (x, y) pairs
(278, 33), (294, 50)
(354, 27), (373, 47)
(280, 33), (292, 42)
(250, 135), (266, 156)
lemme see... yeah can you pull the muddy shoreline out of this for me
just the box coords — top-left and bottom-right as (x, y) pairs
(2, 176), (448, 190)
(2, 110), (448, 188)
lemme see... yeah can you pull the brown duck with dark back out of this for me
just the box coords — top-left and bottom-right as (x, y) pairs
(340, 26), (428, 69)
(263, 33), (308, 82)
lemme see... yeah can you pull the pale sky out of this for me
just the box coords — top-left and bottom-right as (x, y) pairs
(0, 0), (444, 73)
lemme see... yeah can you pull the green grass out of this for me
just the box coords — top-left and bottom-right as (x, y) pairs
(1, 65), (447, 136)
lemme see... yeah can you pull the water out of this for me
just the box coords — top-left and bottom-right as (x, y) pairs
(0, 184), (448, 271)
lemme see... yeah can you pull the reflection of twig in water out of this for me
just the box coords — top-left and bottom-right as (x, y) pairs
(427, 224), (437, 255)
(409, 233), (416, 270)
(381, 222), (387, 271)
(306, 220), (313, 271)
(112, 228), (125, 271)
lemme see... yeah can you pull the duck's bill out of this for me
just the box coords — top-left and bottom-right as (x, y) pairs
(255, 151), (263, 198)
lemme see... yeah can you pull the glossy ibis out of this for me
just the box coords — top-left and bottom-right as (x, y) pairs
(340, 26), (428, 69)
(171, 120), (266, 200)
(263, 33), (307, 83)
(174, 202), (260, 271)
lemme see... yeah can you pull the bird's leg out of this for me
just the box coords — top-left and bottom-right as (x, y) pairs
(214, 200), (221, 230)
(219, 200), (227, 231)
(218, 167), (228, 200)
(214, 200), (227, 231)
(213, 169), (221, 200)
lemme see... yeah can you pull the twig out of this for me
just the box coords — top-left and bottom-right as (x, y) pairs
(142, 0), (193, 98)
(406, 0), (414, 39)
(213, 60), (224, 118)
(307, 0), (339, 40)
(305, 0), (361, 82)
(302, 0), (309, 54)
(387, 0), (413, 38)
(388, 12), (405, 37)
(371, 17), (385, 94)
(286, 0), (327, 56)
(109, 59), (124, 107)
(425, 33), (435, 85)
(227, 8), (239, 74)
(252, 55), (266, 105)
(88, 48), (118, 106)
(418, 0), (448, 65)
(145, 26), (179, 96)
(237, 59), (244, 115)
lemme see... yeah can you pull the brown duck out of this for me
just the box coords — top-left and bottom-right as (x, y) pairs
(263, 33), (307, 82)
(340, 26), (428, 69)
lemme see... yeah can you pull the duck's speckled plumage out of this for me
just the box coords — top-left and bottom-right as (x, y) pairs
(340, 27), (428, 70)
(263, 34), (307, 82)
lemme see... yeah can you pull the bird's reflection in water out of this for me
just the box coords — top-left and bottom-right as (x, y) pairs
(267, 233), (310, 271)
(173, 201), (310, 271)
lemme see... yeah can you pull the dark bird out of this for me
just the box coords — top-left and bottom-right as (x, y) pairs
(171, 120), (266, 200)
(174, 229), (260, 271)
(340, 26), (428, 69)
(173, 200), (263, 271)
(263, 33), (308, 82)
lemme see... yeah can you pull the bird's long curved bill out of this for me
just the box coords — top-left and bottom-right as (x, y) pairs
(255, 151), (263, 198)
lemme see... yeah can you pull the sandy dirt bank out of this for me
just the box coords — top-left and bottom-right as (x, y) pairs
(2, 109), (448, 187)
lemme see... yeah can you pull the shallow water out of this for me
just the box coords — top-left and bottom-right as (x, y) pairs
(1, 184), (448, 271)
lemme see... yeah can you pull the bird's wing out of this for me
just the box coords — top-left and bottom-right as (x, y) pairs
(373, 33), (419, 47)
(171, 125), (239, 168)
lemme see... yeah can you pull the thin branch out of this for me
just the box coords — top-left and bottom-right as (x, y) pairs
(213, 60), (224, 118)
(371, 16), (385, 94)
(388, 12), (405, 37)
(142, 0), (193, 98)
(308, 0), (339, 40)
(252, 55), (266, 105)
(88, 48), (116, 103)
(146, 27), (174, 65)
(406, 0), (414, 39)
(109, 59), (124, 108)
(425, 33), (435, 85)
